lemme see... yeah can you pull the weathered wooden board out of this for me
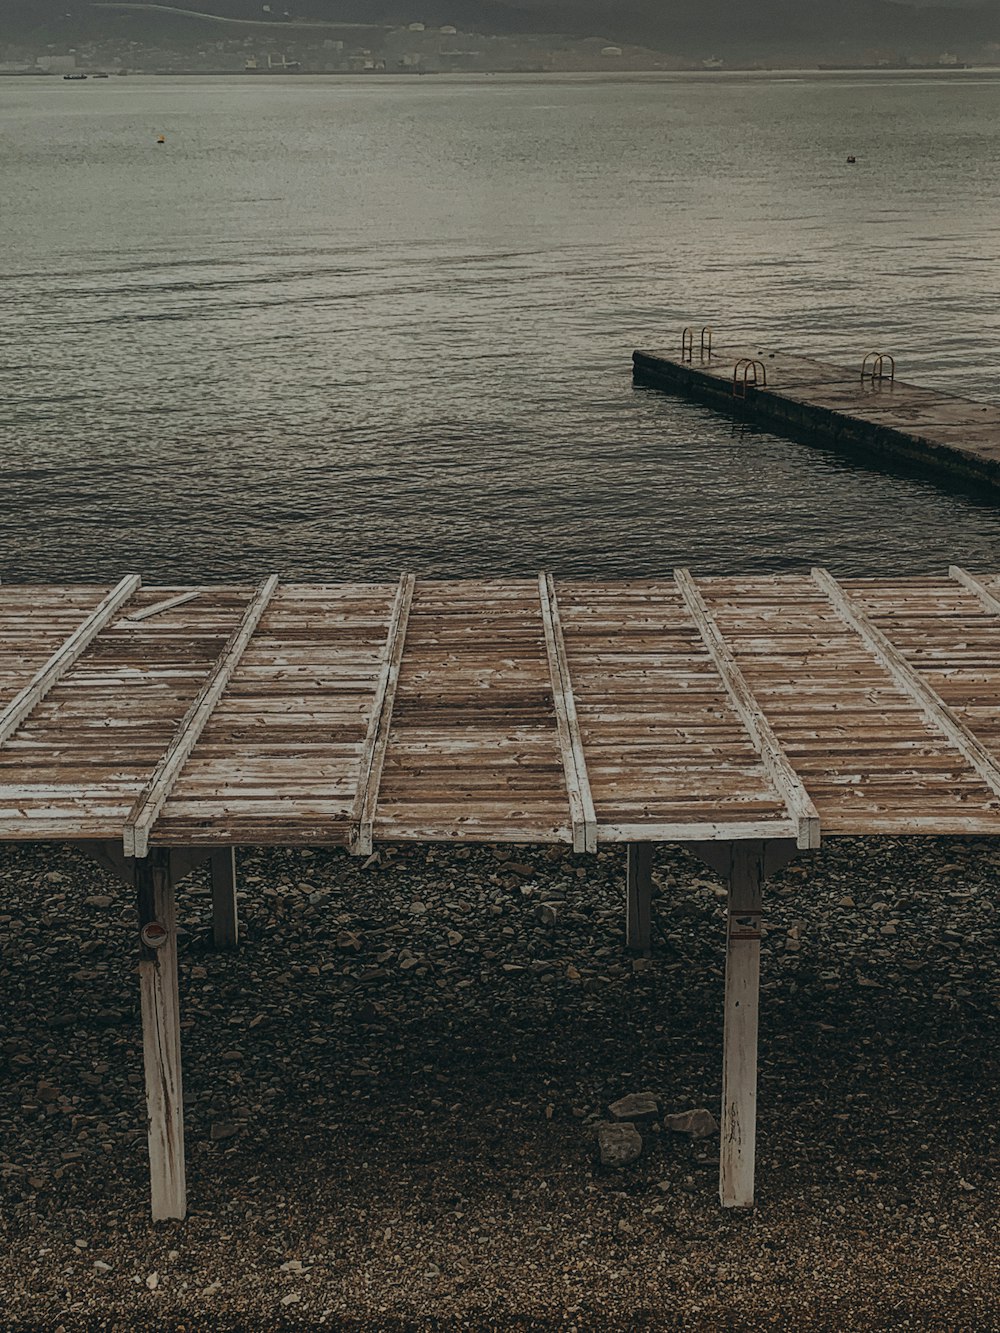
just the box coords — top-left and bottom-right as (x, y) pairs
(556, 581), (800, 844)
(154, 584), (399, 847)
(3, 575), (1000, 847)
(374, 580), (575, 845)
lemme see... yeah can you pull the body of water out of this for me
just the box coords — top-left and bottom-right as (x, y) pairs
(2, 71), (1000, 581)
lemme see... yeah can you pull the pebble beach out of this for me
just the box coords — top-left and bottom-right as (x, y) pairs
(0, 837), (997, 1329)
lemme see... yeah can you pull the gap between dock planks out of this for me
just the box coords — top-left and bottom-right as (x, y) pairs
(539, 573), (597, 853)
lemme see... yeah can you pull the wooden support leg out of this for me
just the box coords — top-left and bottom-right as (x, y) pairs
(720, 842), (763, 1208)
(136, 853), (186, 1222)
(626, 843), (653, 953)
(692, 838), (797, 1210)
(209, 847), (239, 951)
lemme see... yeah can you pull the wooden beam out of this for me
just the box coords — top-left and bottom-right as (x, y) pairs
(601, 820), (799, 845)
(167, 847), (214, 885)
(718, 841), (765, 1208)
(949, 565), (1000, 616)
(814, 567), (1000, 801)
(687, 838), (799, 1208)
(121, 589), (205, 623)
(0, 575), (140, 747)
(75, 839), (134, 890)
(209, 847), (239, 950)
(124, 576), (279, 858)
(691, 839), (798, 883)
(675, 570), (821, 850)
(75, 841), (213, 890)
(135, 852), (186, 1221)
(626, 842), (653, 953)
(539, 573), (597, 853)
(351, 574), (416, 856)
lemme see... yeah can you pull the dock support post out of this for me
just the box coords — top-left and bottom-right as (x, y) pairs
(626, 843), (653, 953)
(136, 851), (186, 1222)
(720, 842), (764, 1208)
(209, 847), (239, 951)
(692, 839), (798, 1209)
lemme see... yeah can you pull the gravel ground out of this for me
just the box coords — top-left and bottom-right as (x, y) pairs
(0, 836), (997, 1330)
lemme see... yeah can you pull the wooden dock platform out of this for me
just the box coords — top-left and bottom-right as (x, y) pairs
(3, 572), (1000, 1220)
(633, 338), (1000, 491)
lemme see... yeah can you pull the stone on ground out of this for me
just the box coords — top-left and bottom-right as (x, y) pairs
(664, 1108), (719, 1139)
(608, 1091), (660, 1122)
(597, 1122), (643, 1168)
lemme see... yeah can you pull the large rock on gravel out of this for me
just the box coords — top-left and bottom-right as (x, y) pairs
(608, 1091), (660, 1122)
(597, 1122), (644, 1168)
(664, 1107), (719, 1139)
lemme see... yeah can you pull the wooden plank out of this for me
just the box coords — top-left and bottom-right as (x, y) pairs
(719, 842), (762, 1209)
(123, 577), (279, 858)
(675, 570), (821, 849)
(351, 574), (416, 855)
(690, 839), (798, 1209)
(122, 589), (205, 623)
(539, 574), (597, 853)
(0, 576), (141, 747)
(813, 568), (1000, 804)
(135, 852), (186, 1221)
(949, 565), (1000, 616)
(602, 819), (799, 843)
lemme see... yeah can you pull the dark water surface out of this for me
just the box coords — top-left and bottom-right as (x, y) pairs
(3, 72), (1000, 582)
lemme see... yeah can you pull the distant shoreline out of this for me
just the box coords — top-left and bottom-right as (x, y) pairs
(3, 66), (999, 80)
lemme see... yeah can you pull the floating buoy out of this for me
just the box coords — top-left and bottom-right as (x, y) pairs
(156, 134), (166, 145)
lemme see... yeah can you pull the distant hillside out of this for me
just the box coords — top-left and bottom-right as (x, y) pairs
(4, 0), (997, 50)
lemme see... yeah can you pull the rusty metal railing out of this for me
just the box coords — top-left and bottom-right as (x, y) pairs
(682, 326), (714, 363)
(733, 358), (767, 399)
(862, 351), (895, 383)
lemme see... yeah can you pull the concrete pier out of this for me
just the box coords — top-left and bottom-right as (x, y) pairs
(633, 341), (1000, 492)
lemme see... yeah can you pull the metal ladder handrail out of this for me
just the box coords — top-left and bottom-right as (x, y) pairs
(733, 358), (767, 399)
(861, 351), (896, 383)
(682, 326), (714, 363)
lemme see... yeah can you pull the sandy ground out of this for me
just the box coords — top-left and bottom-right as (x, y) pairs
(0, 836), (997, 1330)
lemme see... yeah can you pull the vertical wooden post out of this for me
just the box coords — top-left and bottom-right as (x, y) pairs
(136, 852), (186, 1222)
(626, 842), (653, 953)
(209, 847), (239, 951)
(720, 842), (763, 1208)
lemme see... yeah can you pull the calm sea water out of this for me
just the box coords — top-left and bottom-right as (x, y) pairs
(2, 72), (1000, 583)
